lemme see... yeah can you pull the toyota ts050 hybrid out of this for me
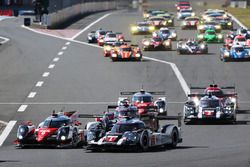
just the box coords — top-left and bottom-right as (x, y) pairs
(15, 111), (85, 148)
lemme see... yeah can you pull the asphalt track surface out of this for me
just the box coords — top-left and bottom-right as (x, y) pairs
(0, 0), (250, 167)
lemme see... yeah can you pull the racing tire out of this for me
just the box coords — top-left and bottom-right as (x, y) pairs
(140, 130), (149, 151)
(71, 129), (79, 147)
(166, 128), (178, 148)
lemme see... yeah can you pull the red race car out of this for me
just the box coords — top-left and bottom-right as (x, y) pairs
(110, 44), (142, 61)
(176, 1), (191, 11)
(15, 111), (85, 148)
(142, 36), (172, 51)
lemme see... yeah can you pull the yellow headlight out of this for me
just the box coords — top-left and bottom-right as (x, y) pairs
(168, 20), (172, 23)
(149, 26), (155, 31)
(227, 22), (232, 26)
(131, 26), (138, 32)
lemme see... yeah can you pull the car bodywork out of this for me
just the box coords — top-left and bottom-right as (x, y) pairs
(181, 17), (200, 29)
(142, 36), (172, 51)
(152, 27), (177, 41)
(110, 44), (142, 61)
(197, 29), (223, 43)
(130, 22), (155, 35)
(177, 9), (195, 20)
(177, 39), (208, 54)
(220, 45), (250, 61)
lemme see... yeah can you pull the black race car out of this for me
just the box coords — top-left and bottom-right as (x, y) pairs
(177, 39), (208, 54)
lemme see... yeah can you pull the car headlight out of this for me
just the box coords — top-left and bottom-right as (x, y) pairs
(163, 21), (167, 25)
(224, 52), (230, 57)
(143, 41), (150, 46)
(99, 39), (104, 43)
(112, 53), (117, 57)
(223, 14), (227, 18)
(171, 33), (177, 37)
(193, 97), (199, 106)
(230, 97), (236, 103)
(135, 53), (141, 57)
(200, 44), (205, 49)
(198, 25), (204, 30)
(168, 20), (172, 23)
(61, 136), (66, 141)
(198, 34), (204, 39)
(181, 45), (185, 49)
(164, 41), (170, 46)
(149, 26), (155, 31)
(191, 12), (195, 16)
(218, 34), (223, 39)
(227, 22), (232, 26)
(131, 26), (138, 32)
(215, 25), (221, 29)
(105, 46), (111, 51)
(18, 135), (23, 140)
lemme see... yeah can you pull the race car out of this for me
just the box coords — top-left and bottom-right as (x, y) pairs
(232, 35), (247, 46)
(119, 89), (167, 115)
(177, 39), (208, 54)
(177, 9), (195, 20)
(220, 44), (250, 62)
(176, 1), (192, 11)
(197, 21), (222, 33)
(184, 84), (237, 123)
(224, 31), (237, 49)
(15, 111), (84, 148)
(87, 29), (109, 43)
(103, 41), (124, 57)
(236, 28), (250, 39)
(110, 44), (142, 61)
(142, 36), (172, 51)
(86, 117), (182, 151)
(180, 16), (200, 29)
(184, 94), (236, 124)
(143, 10), (167, 19)
(130, 22), (155, 35)
(152, 27), (177, 41)
(102, 32), (125, 46)
(147, 16), (169, 29)
(155, 13), (174, 27)
(201, 9), (230, 21)
(197, 29), (223, 43)
(212, 17), (233, 30)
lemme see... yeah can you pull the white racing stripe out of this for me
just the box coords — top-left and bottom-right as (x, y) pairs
(71, 13), (113, 40)
(0, 120), (17, 147)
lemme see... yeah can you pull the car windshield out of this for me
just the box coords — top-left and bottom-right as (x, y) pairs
(206, 90), (224, 97)
(107, 34), (116, 38)
(150, 18), (164, 21)
(152, 11), (165, 15)
(181, 10), (192, 13)
(236, 38), (246, 42)
(99, 31), (106, 35)
(138, 23), (149, 26)
(42, 119), (70, 128)
(200, 99), (220, 108)
(153, 38), (162, 42)
(179, 4), (190, 6)
(111, 123), (145, 133)
(234, 47), (244, 52)
(121, 47), (132, 52)
(186, 18), (199, 21)
(161, 30), (170, 34)
(132, 95), (152, 102)
(206, 31), (215, 35)
(206, 22), (217, 25)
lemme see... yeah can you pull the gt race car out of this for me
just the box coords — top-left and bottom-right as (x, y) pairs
(142, 36), (172, 51)
(197, 21), (222, 33)
(220, 45), (250, 62)
(177, 39), (208, 54)
(110, 44), (142, 61)
(15, 111), (84, 148)
(197, 29), (223, 43)
(177, 9), (195, 20)
(130, 22), (155, 35)
(147, 16), (169, 29)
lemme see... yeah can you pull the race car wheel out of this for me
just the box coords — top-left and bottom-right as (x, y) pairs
(71, 129), (79, 147)
(140, 130), (149, 151)
(169, 128), (178, 148)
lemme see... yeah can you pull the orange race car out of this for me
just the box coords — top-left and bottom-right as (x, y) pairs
(103, 42), (124, 57)
(110, 44), (142, 61)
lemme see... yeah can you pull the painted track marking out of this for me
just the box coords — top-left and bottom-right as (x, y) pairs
(27, 92), (37, 98)
(62, 46), (67, 50)
(0, 120), (17, 146)
(42, 72), (50, 77)
(17, 105), (28, 112)
(58, 52), (63, 56)
(48, 64), (55, 69)
(53, 57), (60, 62)
(36, 81), (44, 87)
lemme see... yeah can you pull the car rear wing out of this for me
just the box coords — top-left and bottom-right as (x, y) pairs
(190, 85), (236, 90)
(78, 114), (103, 118)
(120, 91), (165, 95)
(188, 93), (237, 98)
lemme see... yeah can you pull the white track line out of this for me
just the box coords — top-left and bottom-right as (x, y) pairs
(27, 92), (37, 98)
(36, 81), (44, 87)
(62, 46), (67, 50)
(48, 64), (55, 69)
(0, 120), (17, 147)
(71, 13), (113, 40)
(42, 72), (50, 77)
(58, 52), (63, 56)
(0, 120), (8, 125)
(65, 42), (71, 45)
(17, 105), (28, 112)
(53, 57), (60, 62)
(0, 36), (10, 44)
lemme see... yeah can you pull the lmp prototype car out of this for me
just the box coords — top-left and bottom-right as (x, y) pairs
(177, 9), (195, 20)
(212, 17), (233, 30)
(130, 22), (155, 35)
(152, 27), (177, 41)
(147, 16), (169, 29)
(156, 13), (174, 27)
(183, 85), (237, 123)
(197, 21), (222, 33)
(142, 36), (172, 51)
(197, 29), (223, 43)
(201, 9), (230, 21)
(220, 44), (250, 62)
(103, 41), (124, 57)
(87, 29), (109, 43)
(110, 44), (142, 61)
(177, 39), (208, 54)
(15, 111), (84, 148)
(181, 17), (200, 29)
(176, 1), (192, 11)
(86, 117), (182, 151)
(102, 32), (125, 46)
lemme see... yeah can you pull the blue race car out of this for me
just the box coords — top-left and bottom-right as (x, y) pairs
(220, 45), (250, 62)
(177, 9), (195, 20)
(152, 27), (177, 41)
